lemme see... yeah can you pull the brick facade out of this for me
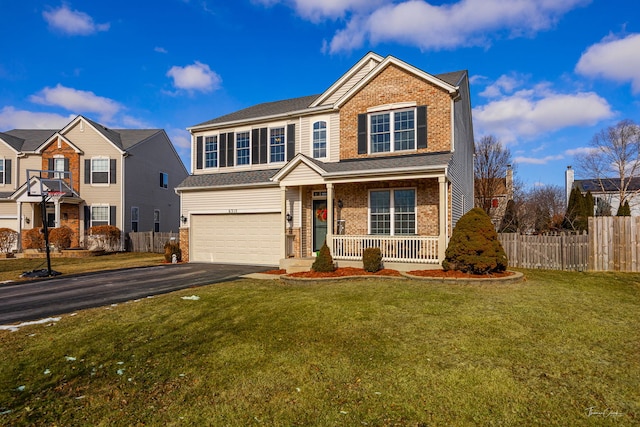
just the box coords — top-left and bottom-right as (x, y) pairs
(180, 227), (189, 262)
(340, 64), (452, 160)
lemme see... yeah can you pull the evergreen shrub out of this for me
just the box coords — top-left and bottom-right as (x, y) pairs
(362, 247), (382, 272)
(311, 241), (336, 273)
(442, 208), (508, 274)
(49, 226), (73, 250)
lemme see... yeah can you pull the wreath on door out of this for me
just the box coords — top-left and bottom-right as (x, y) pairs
(315, 208), (327, 222)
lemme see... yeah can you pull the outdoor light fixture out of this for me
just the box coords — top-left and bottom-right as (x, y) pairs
(180, 215), (187, 224)
(286, 213), (293, 223)
(337, 199), (343, 209)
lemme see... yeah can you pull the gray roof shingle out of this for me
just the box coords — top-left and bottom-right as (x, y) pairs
(177, 169), (279, 189)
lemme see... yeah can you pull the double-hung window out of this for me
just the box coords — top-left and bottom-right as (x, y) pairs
(160, 172), (168, 189)
(236, 132), (250, 166)
(53, 157), (66, 179)
(154, 209), (160, 232)
(91, 205), (109, 227)
(0, 159), (4, 184)
(370, 109), (415, 153)
(205, 136), (218, 168)
(313, 121), (327, 158)
(91, 158), (109, 183)
(270, 127), (285, 163)
(131, 207), (139, 232)
(369, 189), (416, 235)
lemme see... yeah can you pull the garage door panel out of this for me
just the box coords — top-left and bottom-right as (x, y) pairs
(191, 213), (280, 266)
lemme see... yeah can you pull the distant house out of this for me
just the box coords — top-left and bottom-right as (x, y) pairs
(565, 166), (640, 216)
(177, 52), (475, 270)
(474, 165), (513, 228)
(0, 115), (188, 250)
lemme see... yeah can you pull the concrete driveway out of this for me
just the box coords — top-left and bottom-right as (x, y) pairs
(0, 263), (269, 325)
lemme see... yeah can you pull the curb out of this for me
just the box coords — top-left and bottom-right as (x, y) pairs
(400, 270), (525, 285)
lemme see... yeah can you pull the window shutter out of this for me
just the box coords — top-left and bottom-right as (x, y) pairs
(287, 124), (295, 161)
(219, 133), (227, 167)
(84, 160), (91, 184)
(64, 158), (70, 172)
(259, 128), (267, 164)
(357, 113), (367, 154)
(110, 159), (117, 184)
(48, 159), (54, 177)
(84, 205), (91, 230)
(227, 133), (234, 167)
(109, 206), (116, 226)
(196, 136), (203, 170)
(159, 172), (163, 187)
(417, 105), (427, 149)
(4, 159), (11, 185)
(251, 129), (260, 165)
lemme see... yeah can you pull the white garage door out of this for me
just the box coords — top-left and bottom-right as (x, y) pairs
(190, 213), (281, 266)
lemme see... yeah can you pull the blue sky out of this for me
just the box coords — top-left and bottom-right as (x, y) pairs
(1, 0), (639, 188)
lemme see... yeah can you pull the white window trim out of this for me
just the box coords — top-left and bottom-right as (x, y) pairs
(90, 156), (110, 186)
(0, 158), (5, 186)
(310, 119), (329, 160)
(90, 204), (110, 227)
(204, 134), (219, 169)
(368, 107), (417, 155)
(268, 126), (286, 164)
(367, 187), (417, 235)
(235, 130), (251, 167)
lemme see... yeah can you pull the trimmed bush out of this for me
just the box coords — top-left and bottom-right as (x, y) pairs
(23, 228), (44, 250)
(164, 241), (182, 263)
(87, 225), (121, 251)
(311, 240), (336, 273)
(442, 208), (508, 274)
(0, 228), (18, 253)
(49, 226), (74, 250)
(362, 247), (382, 272)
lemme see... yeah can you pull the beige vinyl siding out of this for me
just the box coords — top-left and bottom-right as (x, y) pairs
(328, 114), (340, 161)
(182, 186), (281, 215)
(281, 163), (323, 186)
(323, 59), (379, 106)
(16, 155), (43, 188)
(300, 113), (340, 163)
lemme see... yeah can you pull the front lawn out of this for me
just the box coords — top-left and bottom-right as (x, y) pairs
(0, 252), (164, 282)
(1, 269), (638, 425)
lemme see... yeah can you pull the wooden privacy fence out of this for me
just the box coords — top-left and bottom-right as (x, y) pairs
(589, 216), (640, 272)
(498, 232), (589, 271)
(127, 232), (179, 253)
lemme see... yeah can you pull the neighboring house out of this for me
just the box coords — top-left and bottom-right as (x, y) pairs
(565, 166), (640, 216)
(474, 166), (514, 228)
(177, 52), (474, 270)
(0, 115), (188, 250)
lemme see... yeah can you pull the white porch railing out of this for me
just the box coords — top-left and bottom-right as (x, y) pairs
(331, 235), (440, 264)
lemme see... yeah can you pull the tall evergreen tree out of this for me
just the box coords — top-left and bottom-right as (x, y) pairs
(499, 199), (518, 232)
(616, 200), (631, 216)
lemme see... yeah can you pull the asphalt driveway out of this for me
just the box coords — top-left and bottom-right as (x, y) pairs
(0, 263), (269, 325)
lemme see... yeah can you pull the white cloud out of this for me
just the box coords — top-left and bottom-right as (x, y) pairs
(479, 73), (526, 98)
(515, 154), (564, 165)
(575, 33), (640, 93)
(168, 128), (191, 149)
(154, 46), (168, 54)
(30, 84), (122, 121)
(255, 0), (385, 22)
(43, 5), (110, 36)
(473, 90), (613, 144)
(327, 0), (590, 53)
(0, 106), (75, 130)
(166, 62), (222, 93)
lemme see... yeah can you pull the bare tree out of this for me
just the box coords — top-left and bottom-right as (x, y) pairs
(520, 185), (566, 234)
(577, 119), (640, 211)
(474, 135), (514, 218)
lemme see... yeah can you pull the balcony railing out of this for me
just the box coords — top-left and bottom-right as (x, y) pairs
(331, 235), (440, 264)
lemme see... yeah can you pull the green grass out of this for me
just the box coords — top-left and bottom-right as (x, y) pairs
(1, 269), (639, 426)
(0, 252), (164, 282)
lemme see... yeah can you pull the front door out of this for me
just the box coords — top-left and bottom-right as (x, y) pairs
(312, 199), (327, 252)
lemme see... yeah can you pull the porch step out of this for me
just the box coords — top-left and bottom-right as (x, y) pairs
(280, 257), (315, 273)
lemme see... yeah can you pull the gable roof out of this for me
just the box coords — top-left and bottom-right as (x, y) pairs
(3, 116), (163, 153)
(188, 52), (465, 131)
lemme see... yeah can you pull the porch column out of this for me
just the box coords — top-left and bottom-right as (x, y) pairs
(326, 182), (333, 254)
(54, 200), (61, 228)
(280, 186), (287, 260)
(438, 176), (448, 261)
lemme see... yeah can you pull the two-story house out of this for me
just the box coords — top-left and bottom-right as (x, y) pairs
(177, 52), (474, 270)
(0, 115), (188, 250)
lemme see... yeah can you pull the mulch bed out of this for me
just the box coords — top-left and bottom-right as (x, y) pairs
(263, 269), (287, 275)
(406, 269), (515, 278)
(287, 267), (403, 278)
